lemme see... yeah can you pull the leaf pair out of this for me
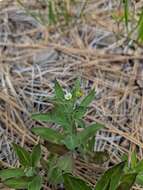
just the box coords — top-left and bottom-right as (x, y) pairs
(95, 161), (137, 190)
(31, 127), (64, 145)
(32, 123), (104, 152)
(31, 106), (70, 129)
(2, 175), (42, 190)
(0, 168), (25, 181)
(0, 144), (42, 190)
(63, 123), (104, 151)
(13, 143), (41, 168)
(48, 154), (74, 184)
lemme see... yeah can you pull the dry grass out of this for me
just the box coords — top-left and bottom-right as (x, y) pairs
(0, 0), (143, 189)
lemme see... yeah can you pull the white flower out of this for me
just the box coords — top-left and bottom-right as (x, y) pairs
(64, 92), (72, 100)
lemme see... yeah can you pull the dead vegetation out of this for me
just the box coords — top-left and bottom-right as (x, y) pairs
(0, 0), (143, 189)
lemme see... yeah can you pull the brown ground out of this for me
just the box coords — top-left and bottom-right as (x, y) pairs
(0, 0), (143, 189)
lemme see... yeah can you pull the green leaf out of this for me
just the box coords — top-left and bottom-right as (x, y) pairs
(134, 159), (143, 173)
(73, 89), (95, 119)
(57, 155), (73, 173)
(77, 123), (104, 145)
(48, 157), (63, 184)
(25, 167), (36, 177)
(121, 154), (129, 172)
(123, 0), (129, 32)
(13, 143), (31, 167)
(109, 162), (125, 190)
(121, 153), (128, 162)
(116, 173), (137, 190)
(63, 135), (79, 150)
(28, 176), (42, 190)
(130, 151), (137, 169)
(72, 79), (81, 100)
(80, 89), (95, 108)
(31, 127), (64, 144)
(49, 167), (63, 184)
(137, 10), (143, 43)
(73, 106), (87, 119)
(136, 174), (143, 185)
(95, 162), (125, 190)
(31, 106), (69, 128)
(31, 144), (41, 167)
(95, 179), (110, 190)
(63, 173), (92, 190)
(76, 119), (86, 128)
(86, 136), (95, 152)
(4, 177), (31, 189)
(54, 79), (65, 100)
(48, 0), (57, 25)
(0, 168), (25, 181)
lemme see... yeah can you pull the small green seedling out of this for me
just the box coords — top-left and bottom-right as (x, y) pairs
(31, 79), (106, 184)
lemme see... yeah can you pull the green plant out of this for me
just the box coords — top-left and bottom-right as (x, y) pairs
(122, 151), (143, 186)
(0, 144), (42, 190)
(95, 161), (137, 190)
(0, 79), (105, 189)
(31, 79), (105, 184)
(31, 80), (140, 190)
(95, 151), (143, 190)
(122, 0), (129, 35)
(1, 80), (143, 190)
